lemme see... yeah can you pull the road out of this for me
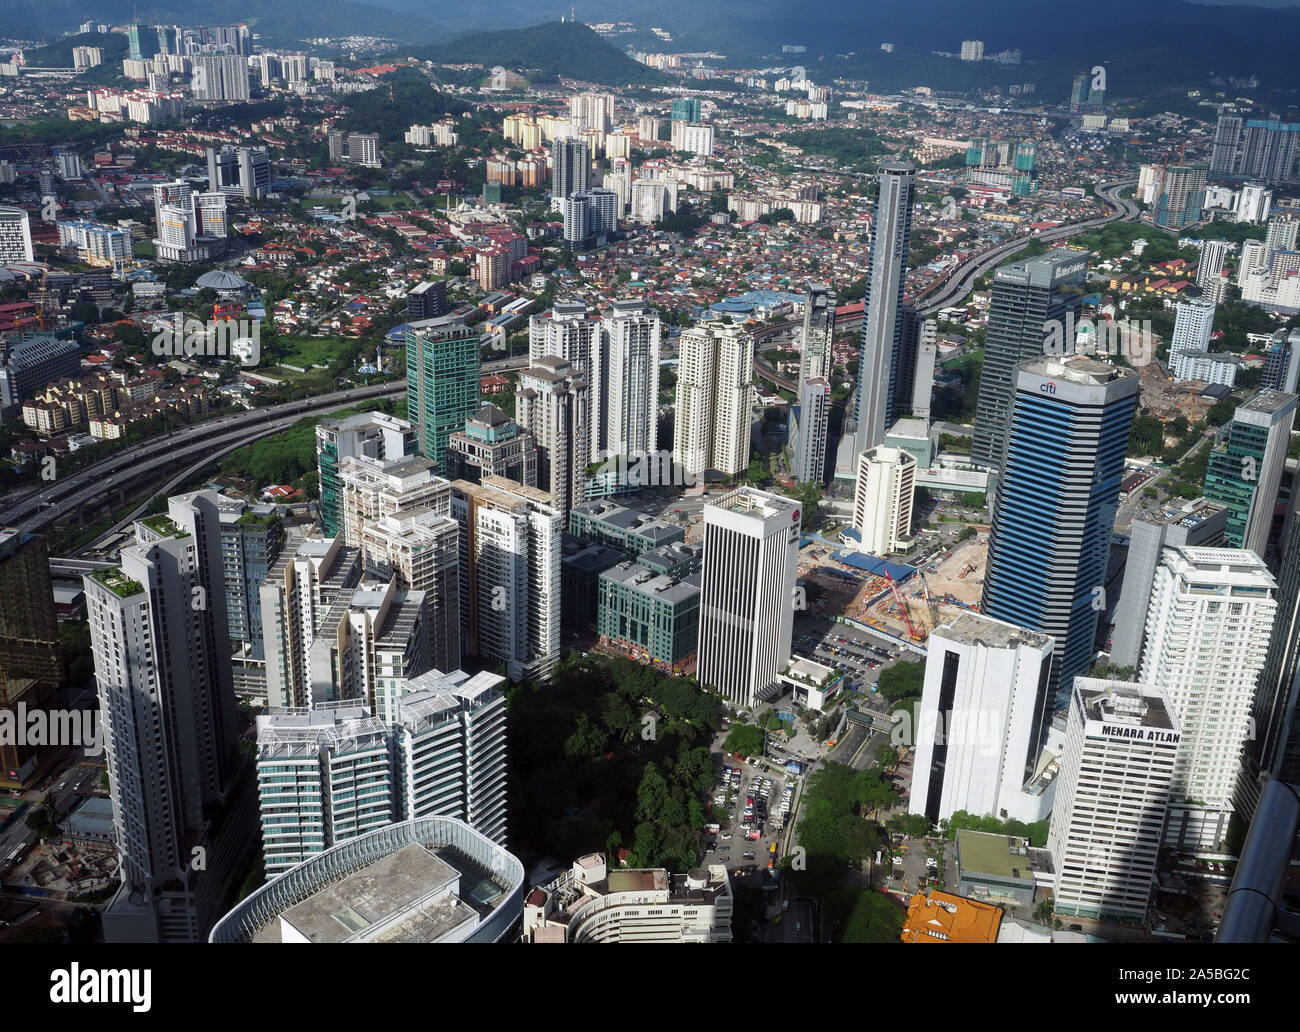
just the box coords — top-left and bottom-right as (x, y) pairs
(0, 381), (405, 534)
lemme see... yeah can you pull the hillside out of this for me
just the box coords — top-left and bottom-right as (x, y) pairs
(388, 21), (668, 86)
(22, 32), (127, 67)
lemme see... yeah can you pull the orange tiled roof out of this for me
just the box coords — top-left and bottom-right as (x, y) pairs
(900, 890), (1002, 944)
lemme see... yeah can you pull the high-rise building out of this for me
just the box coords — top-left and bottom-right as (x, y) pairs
(697, 487), (800, 708)
(407, 324), (480, 475)
(1196, 239), (1230, 302)
(1261, 328), (1300, 394)
(673, 320), (754, 480)
(85, 493), (251, 942)
(407, 280), (448, 321)
(1048, 678), (1180, 924)
(1167, 297), (1218, 382)
(601, 299), (661, 467)
(960, 40), (985, 61)
(0, 335), (81, 420)
(971, 249), (1089, 471)
(854, 162), (916, 455)
(450, 477), (562, 681)
(892, 305), (938, 421)
(1140, 547), (1277, 849)
(1154, 164), (1208, 230)
(1266, 213), (1299, 254)
(211, 815), (525, 943)
(791, 377), (831, 485)
(1202, 389), (1297, 553)
(1211, 112), (1244, 176)
(569, 92), (614, 132)
(597, 546), (702, 674)
(0, 205), (34, 263)
(0, 529), (64, 788)
(316, 412), (417, 538)
(981, 356), (1139, 741)
(337, 453), (451, 549)
(193, 53), (250, 103)
(1213, 114), (1300, 184)
(1236, 182), (1273, 224)
(217, 500), (283, 659)
(446, 403), (539, 486)
(195, 191), (228, 238)
(516, 357), (591, 519)
(260, 536), (364, 709)
(798, 281), (836, 382)
(326, 130), (381, 168)
(670, 97), (702, 122)
(909, 613), (1056, 826)
(529, 303), (600, 451)
(551, 138), (591, 200)
(851, 445), (916, 555)
(1108, 499), (1228, 671)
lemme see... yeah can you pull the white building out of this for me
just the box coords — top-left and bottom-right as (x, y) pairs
(1048, 678), (1180, 924)
(1167, 297), (1217, 382)
(516, 356), (591, 518)
(909, 612), (1057, 825)
(450, 476), (562, 682)
(697, 487), (800, 708)
(960, 40), (985, 61)
(791, 377), (831, 484)
(673, 320), (754, 479)
(1236, 183), (1273, 224)
(1139, 546), (1278, 850)
(852, 445), (916, 555)
(0, 205), (34, 262)
(529, 303), (601, 454)
(600, 299), (661, 466)
(337, 453), (450, 550)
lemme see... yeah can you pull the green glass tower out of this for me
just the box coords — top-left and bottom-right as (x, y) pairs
(407, 326), (480, 475)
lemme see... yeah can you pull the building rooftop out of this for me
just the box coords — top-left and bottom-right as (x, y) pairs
(955, 830), (1035, 883)
(900, 890), (1003, 944)
(1018, 353), (1134, 385)
(934, 611), (1051, 650)
(1133, 497), (1226, 530)
(1073, 677), (1179, 733)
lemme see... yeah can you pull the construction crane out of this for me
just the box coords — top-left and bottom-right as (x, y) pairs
(884, 571), (924, 641)
(918, 572), (940, 631)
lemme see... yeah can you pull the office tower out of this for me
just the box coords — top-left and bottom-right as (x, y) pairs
(1236, 182), (1273, 224)
(971, 249), (1089, 471)
(0, 335), (81, 420)
(407, 280), (448, 321)
(798, 282), (836, 383)
(450, 477), (562, 681)
(327, 130), (381, 168)
(217, 500), (283, 659)
(1048, 678), (1180, 924)
(670, 97), (702, 122)
(597, 545), (702, 673)
(193, 54), (250, 103)
(852, 445), (916, 555)
(1109, 500), (1228, 671)
(601, 299), (661, 465)
(570, 92), (614, 132)
(1196, 238), (1230, 295)
(516, 357), (591, 518)
(446, 403), (539, 486)
(207, 145), (239, 192)
(84, 493), (249, 943)
(909, 317), (938, 422)
(1167, 296), (1217, 381)
(697, 487), (800, 708)
(1266, 214), (1299, 254)
(308, 578), (430, 720)
(674, 320), (754, 481)
(0, 206), (34, 263)
(1202, 389), (1297, 552)
(551, 138), (591, 200)
(1154, 164), (1208, 230)
(195, 191), (227, 238)
(892, 304), (938, 420)
(0, 529), (64, 788)
(316, 412), (416, 538)
(1140, 547), (1277, 849)
(359, 509), (461, 677)
(236, 147), (270, 199)
(210, 815), (525, 943)
(260, 536), (364, 709)
(1261, 328), (1300, 394)
(407, 325), (480, 475)
(854, 162), (916, 455)
(910, 613), (1056, 825)
(791, 377), (831, 485)
(256, 667), (509, 872)
(1211, 112), (1244, 175)
(982, 356), (1139, 737)
(529, 303), (601, 452)
(337, 453), (451, 549)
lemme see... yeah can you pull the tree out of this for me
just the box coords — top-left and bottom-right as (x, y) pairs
(788, 481), (822, 530)
(723, 723), (764, 757)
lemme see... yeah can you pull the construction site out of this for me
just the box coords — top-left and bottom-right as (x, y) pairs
(799, 534), (990, 646)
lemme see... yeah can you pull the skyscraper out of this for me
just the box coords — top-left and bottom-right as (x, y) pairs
(851, 445), (916, 555)
(791, 377), (831, 485)
(854, 162), (916, 455)
(450, 477), (562, 682)
(1167, 297), (1217, 382)
(1048, 678), (1180, 924)
(1154, 164), (1208, 230)
(551, 138), (592, 201)
(406, 324), (480, 475)
(798, 281), (836, 382)
(529, 302), (601, 454)
(981, 356), (1139, 742)
(673, 320), (754, 480)
(516, 356), (591, 518)
(217, 499), (284, 659)
(601, 299), (661, 464)
(315, 412), (417, 538)
(971, 248), (1089, 472)
(336, 453), (451, 550)
(446, 403), (539, 486)
(0, 205), (35, 263)
(193, 53), (250, 104)
(696, 487), (800, 709)
(909, 612), (1056, 825)
(1202, 388), (1297, 553)
(1214, 115), (1300, 184)
(85, 492), (250, 942)
(1140, 547), (1277, 849)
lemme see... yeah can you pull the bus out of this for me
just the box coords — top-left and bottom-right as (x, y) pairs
(768, 842), (778, 869)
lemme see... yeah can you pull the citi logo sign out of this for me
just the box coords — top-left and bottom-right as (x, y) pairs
(1039, 382), (1058, 394)
(49, 964), (151, 1012)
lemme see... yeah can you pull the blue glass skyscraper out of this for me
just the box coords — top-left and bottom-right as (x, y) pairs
(981, 355), (1139, 753)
